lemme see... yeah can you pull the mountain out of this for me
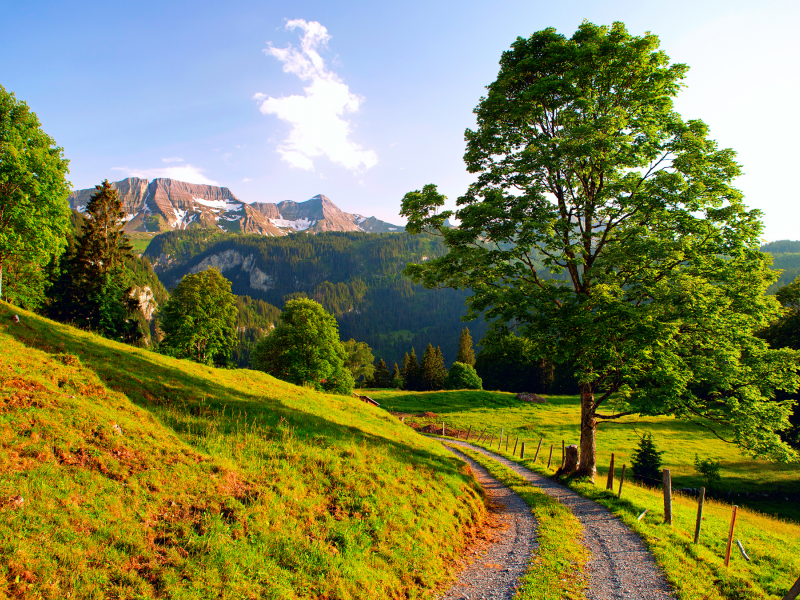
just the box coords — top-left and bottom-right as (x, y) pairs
(761, 240), (800, 293)
(68, 178), (404, 236)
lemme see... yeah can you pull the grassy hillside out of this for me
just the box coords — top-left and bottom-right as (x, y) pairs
(371, 390), (800, 521)
(0, 304), (486, 599)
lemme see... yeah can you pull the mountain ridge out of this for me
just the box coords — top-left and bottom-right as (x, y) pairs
(68, 177), (404, 236)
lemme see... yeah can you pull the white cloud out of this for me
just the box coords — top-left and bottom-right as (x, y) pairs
(254, 19), (378, 172)
(161, 157), (184, 163)
(242, 178), (252, 182)
(112, 164), (218, 185)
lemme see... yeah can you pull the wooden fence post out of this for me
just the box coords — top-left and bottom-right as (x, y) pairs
(478, 427), (487, 443)
(466, 425), (472, 441)
(547, 445), (554, 470)
(512, 436), (519, 455)
(499, 428), (504, 450)
(618, 464), (626, 498)
(781, 574), (800, 600)
(561, 440), (565, 468)
(520, 441), (526, 459)
(724, 505), (738, 567)
(489, 434), (494, 447)
(663, 469), (672, 526)
(606, 453), (615, 491)
(533, 438), (543, 462)
(694, 487), (706, 544)
(442, 422), (445, 437)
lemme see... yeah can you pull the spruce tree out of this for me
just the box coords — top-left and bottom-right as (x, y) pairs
(374, 358), (391, 388)
(391, 363), (402, 388)
(402, 349), (420, 391)
(630, 433), (665, 484)
(421, 344), (447, 391)
(456, 327), (475, 367)
(48, 180), (142, 342)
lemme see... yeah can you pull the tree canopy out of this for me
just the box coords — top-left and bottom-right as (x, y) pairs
(159, 268), (238, 364)
(401, 21), (800, 476)
(250, 298), (354, 395)
(0, 85), (71, 301)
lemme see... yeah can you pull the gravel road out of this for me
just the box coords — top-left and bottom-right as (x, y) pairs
(438, 445), (538, 600)
(446, 440), (675, 600)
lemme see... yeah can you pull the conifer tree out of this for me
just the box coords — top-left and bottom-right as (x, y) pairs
(391, 363), (402, 388)
(456, 327), (475, 367)
(421, 344), (447, 391)
(374, 358), (391, 388)
(402, 349), (421, 391)
(48, 180), (142, 343)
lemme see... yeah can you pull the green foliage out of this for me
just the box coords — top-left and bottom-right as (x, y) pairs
(0, 85), (71, 302)
(391, 363), (403, 389)
(456, 327), (475, 367)
(0, 303), (485, 599)
(343, 338), (375, 382)
(250, 298), (354, 395)
(694, 453), (722, 489)
(400, 21), (800, 467)
(47, 181), (143, 344)
(630, 434), (665, 484)
(230, 295), (282, 367)
(402, 348), (421, 391)
(420, 344), (447, 391)
(159, 268), (238, 365)
(144, 231), (489, 367)
(474, 324), (566, 393)
(761, 240), (800, 293)
(371, 358), (392, 388)
(444, 362), (483, 390)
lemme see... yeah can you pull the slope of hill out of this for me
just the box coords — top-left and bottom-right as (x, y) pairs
(0, 303), (485, 599)
(68, 178), (404, 236)
(143, 230), (489, 367)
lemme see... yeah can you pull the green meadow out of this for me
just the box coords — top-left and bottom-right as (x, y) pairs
(371, 389), (800, 521)
(0, 304), (486, 599)
(371, 389), (800, 599)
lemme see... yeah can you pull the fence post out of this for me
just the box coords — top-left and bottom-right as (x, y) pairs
(606, 453), (615, 491)
(442, 422), (445, 437)
(489, 434), (494, 447)
(561, 440), (565, 468)
(520, 441), (526, 459)
(618, 464), (626, 498)
(499, 428), (504, 450)
(512, 436), (518, 455)
(781, 574), (800, 600)
(663, 469), (672, 525)
(466, 425), (472, 441)
(478, 427), (487, 443)
(547, 445), (554, 470)
(533, 438), (543, 462)
(694, 487), (706, 544)
(724, 505), (738, 567)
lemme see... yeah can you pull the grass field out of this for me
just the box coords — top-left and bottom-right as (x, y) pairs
(0, 304), (487, 599)
(371, 389), (800, 599)
(127, 232), (157, 256)
(370, 389), (800, 521)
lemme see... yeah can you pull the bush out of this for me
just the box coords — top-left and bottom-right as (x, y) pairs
(444, 362), (483, 390)
(630, 433), (665, 484)
(694, 454), (722, 488)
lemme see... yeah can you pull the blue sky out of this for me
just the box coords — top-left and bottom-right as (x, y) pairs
(3, 0), (798, 240)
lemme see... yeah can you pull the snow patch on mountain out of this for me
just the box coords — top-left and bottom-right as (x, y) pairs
(270, 218), (316, 231)
(194, 197), (242, 211)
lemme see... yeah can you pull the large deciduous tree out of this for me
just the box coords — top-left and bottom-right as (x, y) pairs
(251, 298), (354, 395)
(0, 85), (71, 301)
(401, 22), (800, 478)
(159, 268), (238, 364)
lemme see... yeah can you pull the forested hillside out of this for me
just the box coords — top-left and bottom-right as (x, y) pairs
(144, 231), (488, 366)
(762, 240), (800, 292)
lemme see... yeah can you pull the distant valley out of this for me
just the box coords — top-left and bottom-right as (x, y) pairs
(68, 177), (404, 236)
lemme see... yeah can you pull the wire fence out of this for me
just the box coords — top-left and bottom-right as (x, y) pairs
(427, 420), (800, 600)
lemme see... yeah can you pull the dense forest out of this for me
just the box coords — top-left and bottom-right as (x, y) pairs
(762, 240), (800, 292)
(143, 231), (489, 367)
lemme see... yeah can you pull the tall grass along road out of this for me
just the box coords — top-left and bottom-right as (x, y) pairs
(446, 439), (675, 600)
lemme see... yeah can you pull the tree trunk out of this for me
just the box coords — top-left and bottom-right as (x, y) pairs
(577, 384), (597, 480)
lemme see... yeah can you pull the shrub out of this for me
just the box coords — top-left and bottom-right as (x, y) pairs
(444, 362), (483, 390)
(630, 433), (665, 484)
(694, 454), (722, 488)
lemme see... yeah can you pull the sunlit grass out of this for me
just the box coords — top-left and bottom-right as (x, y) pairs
(0, 303), (486, 599)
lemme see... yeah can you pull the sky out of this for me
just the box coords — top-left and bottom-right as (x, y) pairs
(2, 0), (798, 241)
